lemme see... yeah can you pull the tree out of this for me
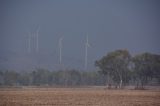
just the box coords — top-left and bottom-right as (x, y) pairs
(31, 68), (50, 86)
(132, 53), (160, 89)
(18, 72), (32, 86)
(95, 49), (131, 88)
(0, 70), (4, 85)
(67, 70), (81, 86)
(4, 70), (19, 86)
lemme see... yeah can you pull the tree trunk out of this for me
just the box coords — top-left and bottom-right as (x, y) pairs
(107, 74), (111, 89)
(119, 79), (122, 89)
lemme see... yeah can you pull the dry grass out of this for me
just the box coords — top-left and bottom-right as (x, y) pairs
(0, 87), (159, 106)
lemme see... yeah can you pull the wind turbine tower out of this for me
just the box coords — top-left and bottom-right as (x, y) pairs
(85, 34), (90, 70)
(36, 27), (40, 52)
(59, 37), (63, 65)
(28, 32), (31, 53)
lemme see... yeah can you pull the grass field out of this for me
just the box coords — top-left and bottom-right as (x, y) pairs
(0, 87), (160, 106)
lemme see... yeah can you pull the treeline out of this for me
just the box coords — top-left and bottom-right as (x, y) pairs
(95, 50), (160, 89)
(0, 49), (160, 89)
(0, 69), (107, 86)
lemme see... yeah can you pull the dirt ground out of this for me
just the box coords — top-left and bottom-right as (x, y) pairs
(0, 87), (160, 106)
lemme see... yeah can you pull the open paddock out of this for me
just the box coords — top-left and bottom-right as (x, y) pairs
(0, 87), (159, 106)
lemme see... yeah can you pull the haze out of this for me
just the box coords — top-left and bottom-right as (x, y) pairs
(0, 0), (160, 71)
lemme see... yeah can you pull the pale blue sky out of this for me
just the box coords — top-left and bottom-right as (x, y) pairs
(0, 0), (160, 70)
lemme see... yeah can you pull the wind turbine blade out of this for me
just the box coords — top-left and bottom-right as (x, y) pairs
(86, 34), (90, 47)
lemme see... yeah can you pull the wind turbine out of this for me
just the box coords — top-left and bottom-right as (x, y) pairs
(59, 37), (63, 65)
(85, 34), (90, 70)
(58, 37), (68, 86)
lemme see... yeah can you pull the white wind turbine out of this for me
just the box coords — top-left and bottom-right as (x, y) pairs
(85, 34), (90, 70)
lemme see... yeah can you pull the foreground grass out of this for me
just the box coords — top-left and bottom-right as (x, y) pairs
(0, 87), (159, 106)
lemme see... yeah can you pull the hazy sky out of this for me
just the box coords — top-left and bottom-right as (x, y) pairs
(0, 0), (160, 70)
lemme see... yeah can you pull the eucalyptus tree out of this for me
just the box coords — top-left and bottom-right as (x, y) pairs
(95, 49), (131, 88)
(132, 53), (160, 89)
